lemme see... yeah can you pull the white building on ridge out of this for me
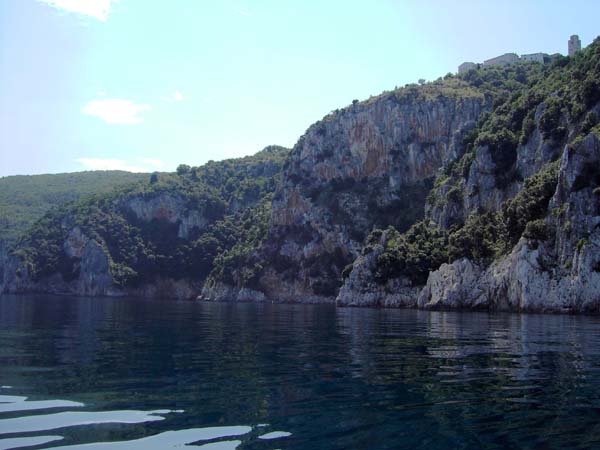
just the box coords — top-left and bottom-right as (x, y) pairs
(458, 35), (583, 74)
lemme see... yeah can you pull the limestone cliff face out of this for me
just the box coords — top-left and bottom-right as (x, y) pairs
(418, 123), (600, 313)
(426, 101), (566, 231)
(447, 131), (600, 313)
(0, 192), (211, 299)
(339, 125), (600, 313)
(4, 45), (598, 313)
(215, 91), (486, 302)
(122, 193), (208, 240)
(2, 228), (115, 297)
(331, 37), (600, 312)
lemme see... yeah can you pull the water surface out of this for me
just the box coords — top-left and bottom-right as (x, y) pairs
(1, 295), (600, 449)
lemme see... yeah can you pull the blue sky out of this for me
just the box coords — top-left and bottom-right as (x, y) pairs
(1, 0), (598, 176)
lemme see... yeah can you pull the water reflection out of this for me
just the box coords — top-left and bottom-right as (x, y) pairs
(0, 395), (83, 414)
(258, 431), (292, 440)
(0, 388), (290, 450)
(49, 426), (253, 449)
(1, 295), (600, 449)
(0, 409), (177, 434)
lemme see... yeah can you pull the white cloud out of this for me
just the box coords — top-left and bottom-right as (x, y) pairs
(161, 90), (184, 102)
(82, 99), (151, 124)
(238, 8), (251, 16)
(76, 157), (165, 173)
(37, 0), (119, 22)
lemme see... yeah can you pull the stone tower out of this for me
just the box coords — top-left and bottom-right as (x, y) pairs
(568, 35), (581, 56)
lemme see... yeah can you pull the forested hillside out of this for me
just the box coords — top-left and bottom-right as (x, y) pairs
(1, 146), (289, 297)
(0, 171), (147, 248)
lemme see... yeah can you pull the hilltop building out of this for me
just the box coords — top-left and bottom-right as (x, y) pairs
(568, 35), (581, 56)
(521, 52), (545, 63)
(458, 34), (583, 74)
(483, 53), (519, 67)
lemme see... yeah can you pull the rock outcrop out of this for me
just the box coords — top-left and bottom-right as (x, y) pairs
(338, 129), (600, 313)
(0, 195), (208, 298)
(213, 87), (487, 302)
(336, 229), (420, 307)
(421, 132), (600, 313)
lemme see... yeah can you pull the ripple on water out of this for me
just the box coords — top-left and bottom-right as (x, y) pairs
(0, 436), (63, 450)
(48, 426), (252, 449)
(0, 390), (291, 450)
(0, 396), (84, 414)
(258, 431), (293, 440)
(0, 409), (177, 434)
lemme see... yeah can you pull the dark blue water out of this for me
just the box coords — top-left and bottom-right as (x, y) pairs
(1, 295), (600, 449)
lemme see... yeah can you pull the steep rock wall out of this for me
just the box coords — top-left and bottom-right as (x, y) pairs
(338, 130), (600, 313)
(210, 92), (487, 302)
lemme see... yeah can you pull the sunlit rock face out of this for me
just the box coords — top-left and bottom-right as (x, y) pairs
(222, 93), (487, 303)
(339, 117), (600, 313)
(419, 133), (600, 313)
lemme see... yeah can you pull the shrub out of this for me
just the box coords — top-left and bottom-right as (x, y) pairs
(539, 99), (565, 140)
(500, 161), (559, 247)
(577, 238), (588, 252)
(448, 212), (498, 261)
(582, 111), (599, 134)
(374, 222), (448, 286)
(341, 264), (354, 279)
(523, 219), (550, 241)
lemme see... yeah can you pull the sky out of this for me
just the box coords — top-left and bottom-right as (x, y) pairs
(1, 0), (599, 176)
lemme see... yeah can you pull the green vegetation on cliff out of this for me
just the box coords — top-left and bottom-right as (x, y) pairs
(448, 160), (560, 260)
(373, 223), (449, 286)
(0, 171), (147, 249)
(12, 146), (289, 288)
(370, 37), (600, 287)
(371, 160), (560, 285)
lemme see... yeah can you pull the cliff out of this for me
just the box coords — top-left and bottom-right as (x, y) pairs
(1, 147), (288, 298)
(3, 38), (600, 313)
(417, 131), (600, 313)
(334, 41), (600, 313)
(202, 81), (487, 303)
(204, 39), (600, 313)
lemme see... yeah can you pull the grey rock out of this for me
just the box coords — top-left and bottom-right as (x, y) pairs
(418, 258), (487, 309)
(337, 230), (419, 307)
(230, 93), (487, 303)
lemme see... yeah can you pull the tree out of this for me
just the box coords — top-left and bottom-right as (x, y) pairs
(150, 172), (159, 184)
(176, 164), (191, 175)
